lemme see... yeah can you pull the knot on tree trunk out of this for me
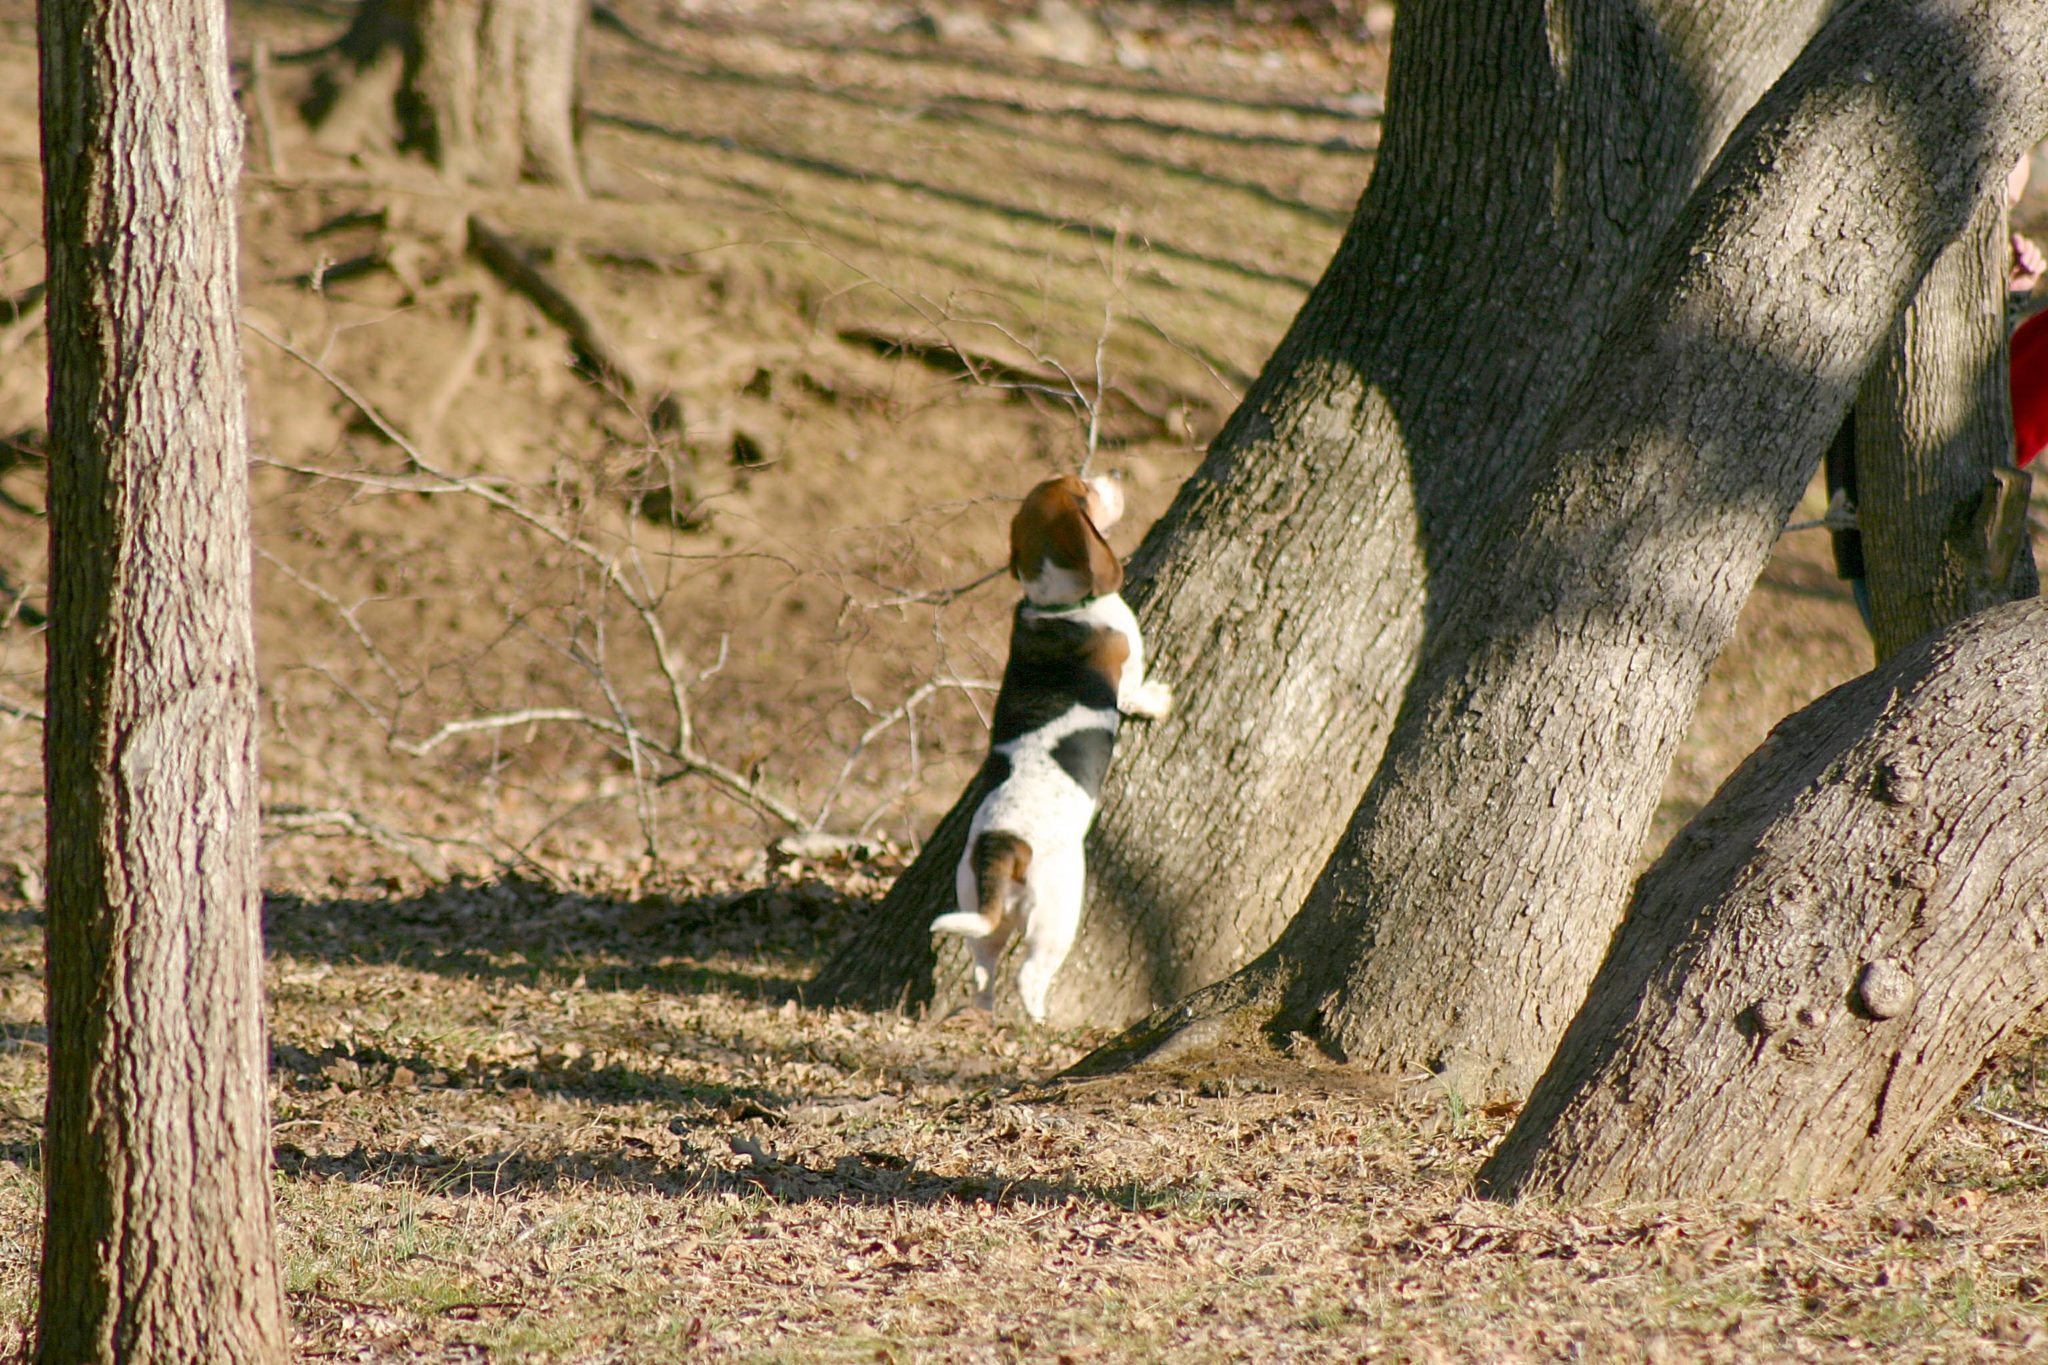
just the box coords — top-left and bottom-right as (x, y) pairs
(1854, 959), (1916, 1020)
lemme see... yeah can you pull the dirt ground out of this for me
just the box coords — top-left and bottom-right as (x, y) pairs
(0, 1), (2044, 1359)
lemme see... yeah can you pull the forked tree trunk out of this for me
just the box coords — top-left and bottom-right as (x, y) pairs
(1856, 188), (2038, 660)
(309, 0), (587, 193)
(37, 1), (285, 1360)
(1479, 597), (2048, 1203)
(813, 0), (1836, 1024)
(1079, 0), (2048, 1100)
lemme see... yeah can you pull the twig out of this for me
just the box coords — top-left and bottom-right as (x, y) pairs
(1973, 1101), (2048, 1139)
(390, 708), (614, 757)
(0, 694), (43, 723)
(854, 564), (1006, 611)
(0, 281), (42, 326)
(1080, 219), (1130, 475)
(264, 804), (451, 881)
(257, 548), (408, 696)
(574, 618), (663, 860)
(653, 748), (808, 831)
(816, 680), (931, 830)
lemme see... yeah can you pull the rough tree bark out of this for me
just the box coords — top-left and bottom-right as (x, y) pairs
(814, 0), (1836, 1024)
(36, 0), (286, 1360)
(1078, 0), (2048, 1100)
(1856, 188), (2038, 660)
(1478, 596), (2048, 1202)
(305, 0), (588, 193)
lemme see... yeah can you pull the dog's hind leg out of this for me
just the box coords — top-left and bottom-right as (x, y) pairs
(1013, 844), (1085, 1023)
(931, 830), (1034, 1011)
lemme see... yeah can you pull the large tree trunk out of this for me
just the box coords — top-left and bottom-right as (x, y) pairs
(1855, 188), (2038, 660)
(1478, 596), (2048, 1203)
(1080, 0), (2048, 1099)
(307, 0), (587, 194)
(814, 0), (1837, 1024)
(37, 0), (286, 1359)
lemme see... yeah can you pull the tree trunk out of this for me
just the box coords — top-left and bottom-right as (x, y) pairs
(310, 0), (587, 194)
(37, 0), (286, 1360)
(1478, 596), (2048, 1203)
(813, 0), (1837, 1024)
(1856, 188), (2039, 660)
(1079, 0), (2048, 1100)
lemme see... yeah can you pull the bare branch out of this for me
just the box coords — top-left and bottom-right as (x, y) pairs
(264, 803), (452, 881)
(257, 547), (408, 695)
(389, 707), (617, 757)
(247, 319), (814, 834)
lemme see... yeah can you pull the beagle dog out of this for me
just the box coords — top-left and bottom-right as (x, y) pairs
(930, 474), (1171, 1021)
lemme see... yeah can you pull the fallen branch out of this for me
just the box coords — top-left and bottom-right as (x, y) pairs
(466, 213), (681, 431)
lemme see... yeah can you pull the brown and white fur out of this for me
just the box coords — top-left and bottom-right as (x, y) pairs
(929, 475), (1171, 1020)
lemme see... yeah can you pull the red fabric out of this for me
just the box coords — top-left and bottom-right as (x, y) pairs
(2012, 308), (2048, 468)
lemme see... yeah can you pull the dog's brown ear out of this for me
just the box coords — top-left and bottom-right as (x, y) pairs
(1040, 495), (1123, 597)
(1079, 514), (1124, 596)
(1010, 485), (1045, 580)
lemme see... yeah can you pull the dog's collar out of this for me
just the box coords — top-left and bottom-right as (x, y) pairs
(1022, 596), (1107, 616)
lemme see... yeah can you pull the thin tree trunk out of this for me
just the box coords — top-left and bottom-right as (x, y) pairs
(813, 0), (1837, 1024)
(1857, 189), (2039, 660)
(1479, 596), (2048, 1203)
(37, 0), (285, 1359)
(1080, 0), (2048, 1100)
(311, 0), (587, 193)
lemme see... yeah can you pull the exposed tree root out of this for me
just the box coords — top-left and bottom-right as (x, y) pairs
(1060, 949), (1314, 1081)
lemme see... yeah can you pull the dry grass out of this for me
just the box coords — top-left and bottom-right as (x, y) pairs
(0, 868), (2044, 1361)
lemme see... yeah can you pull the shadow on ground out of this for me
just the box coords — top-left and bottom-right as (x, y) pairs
(273, 1124), (1244, 1213)
(262, 869), (877, 1003)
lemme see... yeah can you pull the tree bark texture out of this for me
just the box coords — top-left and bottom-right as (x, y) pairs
(315, 0), (587, 192)
(1084, 0), (2048, 1100)
(813, 0), (1837, 1025)
(1478, 597), (2048, 1203)
(1856, 188), (2039, 661)
(37, 0), (286, 1360)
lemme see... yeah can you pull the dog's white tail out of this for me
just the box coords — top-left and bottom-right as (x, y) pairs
(930, 911), (993, 937)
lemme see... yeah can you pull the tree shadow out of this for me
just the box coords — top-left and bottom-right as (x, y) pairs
(273, 1132), (1241, 1213)
(261, 870), (1070, 1104)
(262, 873), (864, 1003)
(588, 111), (1316, 293)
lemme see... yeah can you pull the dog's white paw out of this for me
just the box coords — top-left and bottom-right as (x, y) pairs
(1124, 679), (1173, 719)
